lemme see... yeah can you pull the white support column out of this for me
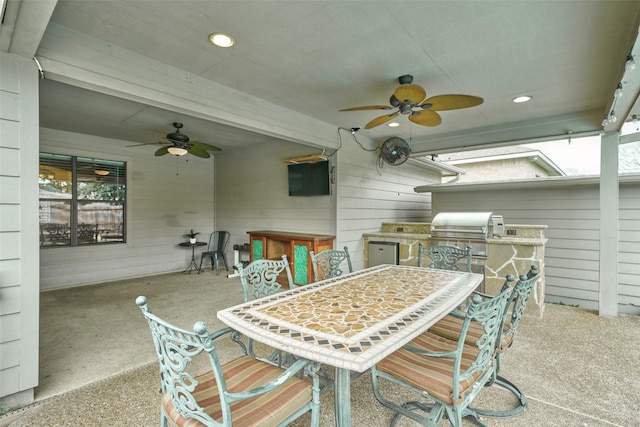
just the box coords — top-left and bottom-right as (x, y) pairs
(599, 131), (619, 317)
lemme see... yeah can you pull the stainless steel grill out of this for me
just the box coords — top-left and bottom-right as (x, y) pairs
(429, 212), (504, 259)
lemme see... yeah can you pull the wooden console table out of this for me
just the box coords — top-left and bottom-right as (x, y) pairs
(247, 230), (334, 287)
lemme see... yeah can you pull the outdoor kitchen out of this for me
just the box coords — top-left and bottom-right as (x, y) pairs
(362, 212), (547, 317)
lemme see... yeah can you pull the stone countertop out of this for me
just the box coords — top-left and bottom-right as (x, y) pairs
(487, 236), (548, 245)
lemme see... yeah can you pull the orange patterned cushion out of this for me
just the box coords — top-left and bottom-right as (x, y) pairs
(162, 355), (312, 427)
(429, 313), (514, 350)
(377, 332), (488, 404)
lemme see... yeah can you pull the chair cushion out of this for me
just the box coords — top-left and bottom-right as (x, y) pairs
(377, 332), (488, 405)
(429, 313), (514, 350)
(163, 355), (312, 427)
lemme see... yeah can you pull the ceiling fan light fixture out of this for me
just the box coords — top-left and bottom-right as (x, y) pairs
(168, 146), (189, 156)
(512, 95), (532, 103)
(209, 32), (235, 47)
(388, 122), (400, 127)
(95, 169), (110, 176)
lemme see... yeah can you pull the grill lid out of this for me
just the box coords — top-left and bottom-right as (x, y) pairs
(430, 212), (504, 240)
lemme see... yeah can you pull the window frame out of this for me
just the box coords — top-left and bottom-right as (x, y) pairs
(39, 152), (127, 248)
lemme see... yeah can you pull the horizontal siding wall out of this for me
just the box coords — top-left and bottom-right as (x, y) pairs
(0, 53), (40, 404)
(619, 182), (640, 315)
(39, 128), (216, 289)
(432, 185), (603, 311)
(214, 136), (440, 271)
(214, 140), (332, 265)
(337, 138), (438, 269)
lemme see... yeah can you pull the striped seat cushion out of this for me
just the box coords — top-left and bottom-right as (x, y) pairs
(429, 313), (514, 350)
(377, 332), (488, 405)
(163, 355), (312, 427)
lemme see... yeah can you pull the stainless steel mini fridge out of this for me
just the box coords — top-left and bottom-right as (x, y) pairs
(368, 241), (399, 267)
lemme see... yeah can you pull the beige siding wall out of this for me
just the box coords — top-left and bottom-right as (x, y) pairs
(0, 53), (40, 405)
(336, 141), (437, 269)
(214, 140), (332, 264)
(619, 182), (640, 314)
(432, 181), (640, 315)
(39, 127), (216, 289)
(214, 137), (440, 271)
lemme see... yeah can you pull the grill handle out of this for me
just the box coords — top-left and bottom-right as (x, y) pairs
(430, 227), (487, 235)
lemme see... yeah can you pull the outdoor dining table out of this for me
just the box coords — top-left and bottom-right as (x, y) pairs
(217, 264), (483, 427)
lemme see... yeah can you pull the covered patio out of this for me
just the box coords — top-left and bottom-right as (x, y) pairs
(1, 270), (637, 426)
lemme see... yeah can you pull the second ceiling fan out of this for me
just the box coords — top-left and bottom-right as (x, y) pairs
(129, 122), (222, 158)
(340, 75), (483, 129)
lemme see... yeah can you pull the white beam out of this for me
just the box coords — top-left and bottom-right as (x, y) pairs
(599, 131), (619, 317)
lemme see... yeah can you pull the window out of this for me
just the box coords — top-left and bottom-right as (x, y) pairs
(39, 153), (126, 247)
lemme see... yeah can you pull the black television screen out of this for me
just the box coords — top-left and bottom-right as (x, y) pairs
(288, 161), (330, 196)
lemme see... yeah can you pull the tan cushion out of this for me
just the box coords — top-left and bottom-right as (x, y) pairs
(163, 355), (312, 427)
(377, 332), (488, 405)
(429, 313), (514, 350)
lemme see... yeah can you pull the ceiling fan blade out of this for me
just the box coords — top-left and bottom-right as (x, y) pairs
(340, 105), (393, 111)
(191, 141), (222, 152)
(393, 84), (426, 105)
(364, 111), (400, 129)
(421, 94), (484, 111)
(409, 110), (442, 127)
(154, 146), (170, 156)
(127, 141), (168, 147)
(188, 146), (211, 158)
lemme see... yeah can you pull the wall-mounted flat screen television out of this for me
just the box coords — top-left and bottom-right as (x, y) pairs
(288, 161), (330, 196)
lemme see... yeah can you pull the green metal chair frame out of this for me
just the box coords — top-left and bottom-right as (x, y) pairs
(428, 265), (541, 418)
(199, 231), (230, 274)
(418, 243), (472, 272)
(370, 283), (513, 427)
(309, 246), (353, 282)
(136, 296), (321, 427)
(235, 255), (294, 302)
(235, 255), (296, 366)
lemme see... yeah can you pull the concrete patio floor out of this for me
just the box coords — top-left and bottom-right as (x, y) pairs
(1, 269), (638, 426)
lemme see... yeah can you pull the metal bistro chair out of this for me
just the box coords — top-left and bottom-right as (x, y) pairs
(199, 231), (230, 274)
(417, 243), (472, 272)
(235, 255), (296, 365)
(235, 255), (295, 302)
(370, 281), (514, 427)
(136, 296), (321, 427)
(309, 246), (353, 282)
(428, 265), (542, 418)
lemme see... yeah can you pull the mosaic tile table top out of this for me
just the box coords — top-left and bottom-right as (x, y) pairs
(218, 265), (482, 372)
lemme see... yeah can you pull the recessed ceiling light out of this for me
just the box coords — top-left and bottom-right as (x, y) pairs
(388, 122), (400, 127)
(209, 33), (235, 48)
(512, 95), (532, 103)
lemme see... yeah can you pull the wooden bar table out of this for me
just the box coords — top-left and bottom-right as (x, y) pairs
(218, 264), (483, 427)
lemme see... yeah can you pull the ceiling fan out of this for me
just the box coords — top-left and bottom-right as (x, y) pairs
(340, 75), (484, 129)
(129, 122), (222, 158)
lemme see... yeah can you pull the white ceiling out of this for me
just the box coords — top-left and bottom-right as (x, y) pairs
(4, 1), (640, 155)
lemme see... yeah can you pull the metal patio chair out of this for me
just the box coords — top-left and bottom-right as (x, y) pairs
(310, 246), (353, 282)
(235, 255), (295, 302)
(370, 283), (514, 427)
(136, 295), (320, 427)
(417, 243), (473, 272)
(235, 255), (296, 365)
(198, 231), (230, 274)
(428, 265), (542, 418)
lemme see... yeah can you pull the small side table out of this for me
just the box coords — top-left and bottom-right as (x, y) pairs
(178, 241), (207, 274)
